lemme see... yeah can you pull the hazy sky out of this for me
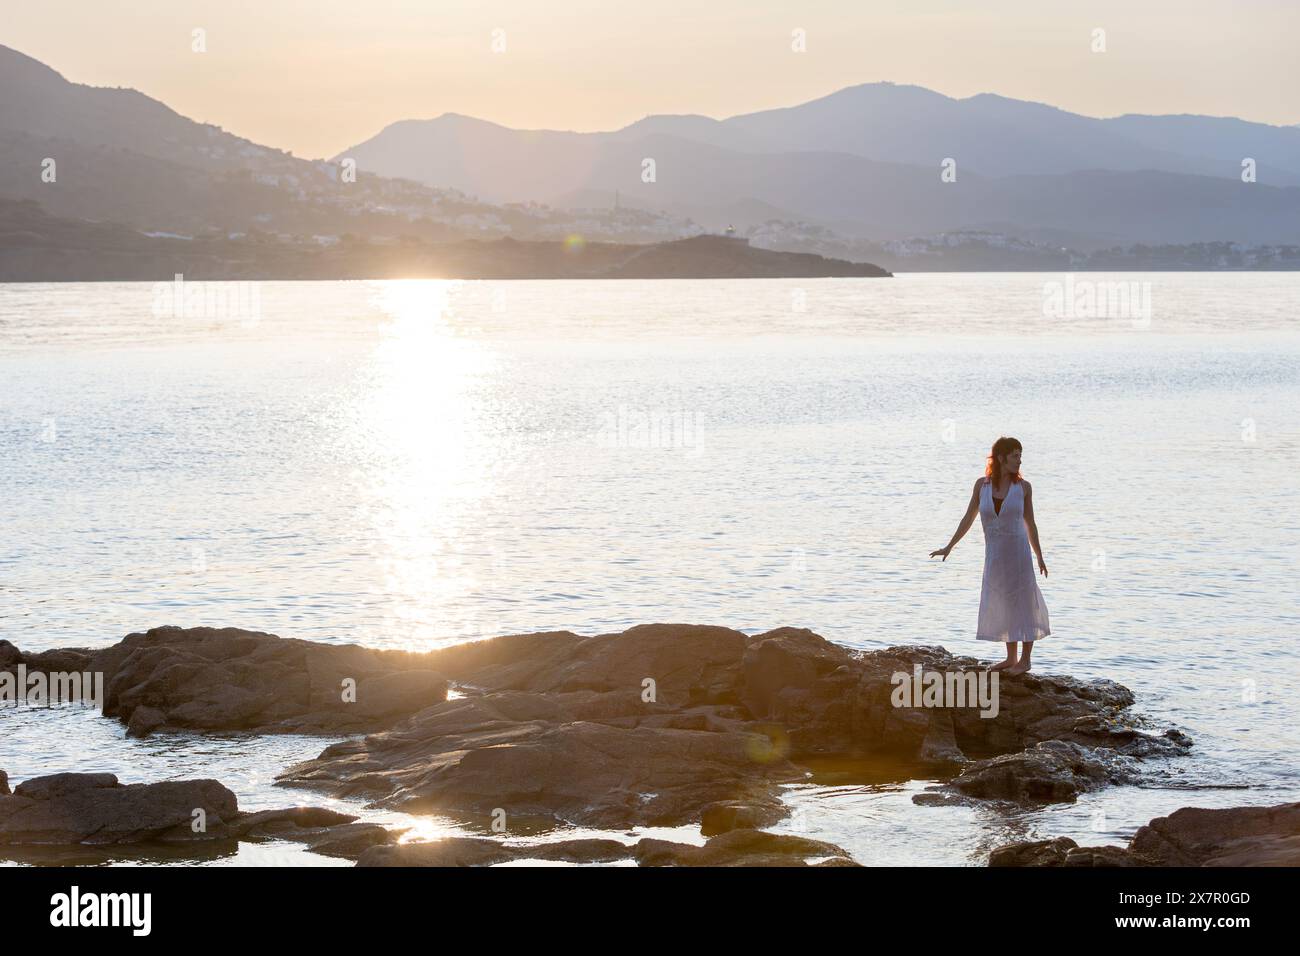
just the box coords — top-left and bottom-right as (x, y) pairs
(7, 0), (1298, 159)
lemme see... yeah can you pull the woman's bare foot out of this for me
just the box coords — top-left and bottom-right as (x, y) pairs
(988, 657), (1017, 671)
(1006, 659), (1032, 674)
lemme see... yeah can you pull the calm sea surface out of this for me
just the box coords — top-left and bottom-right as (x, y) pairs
(2, 274), (1298, 865)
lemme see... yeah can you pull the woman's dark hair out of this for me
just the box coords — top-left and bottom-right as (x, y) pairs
(985, 436), (1023, 484)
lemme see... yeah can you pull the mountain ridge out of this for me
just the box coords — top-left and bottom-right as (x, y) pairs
(3, 41), (1299, 257)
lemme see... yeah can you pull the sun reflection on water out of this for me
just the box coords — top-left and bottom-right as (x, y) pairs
(350, 280), (499, 650)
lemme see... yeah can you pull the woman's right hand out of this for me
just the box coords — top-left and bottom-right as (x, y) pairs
(929, 546), (951, 560)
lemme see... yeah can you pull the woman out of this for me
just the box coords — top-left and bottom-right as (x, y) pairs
(929, 436), (1050, 673)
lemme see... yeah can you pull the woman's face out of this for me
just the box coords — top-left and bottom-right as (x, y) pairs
(1002, 447), (1023, 474)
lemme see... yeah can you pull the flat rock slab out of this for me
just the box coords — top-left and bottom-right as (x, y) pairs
(280, 624), (1190, 829)
(4, 626), (449, 735)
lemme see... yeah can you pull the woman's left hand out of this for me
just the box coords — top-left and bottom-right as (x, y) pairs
(1038, 557), (1049, 577)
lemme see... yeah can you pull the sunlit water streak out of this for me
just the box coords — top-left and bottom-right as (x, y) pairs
(2, 274), (1298, 865)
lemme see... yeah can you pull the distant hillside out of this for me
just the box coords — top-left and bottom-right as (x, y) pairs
(0, 42), (324, 233)
(0, 43), (692, 246)
(721, 84), (1300, 183)
(340, 85), (1300, 247)
(0, 200), (890, 280)
(4, 41), (1300, 262)
(0, 43), (274, 172)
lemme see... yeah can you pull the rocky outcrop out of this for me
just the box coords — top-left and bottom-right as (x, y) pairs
(946, 723), (1192, 805)
(0, 771), (393, 860)
(0, 773), (239, 845)
(948, 740), (1138, 803)
(3, 626), (449, 735)
(9, 622), (1193, 865)
(737, 635), (1188, 765)
(1126, 802), (1300, 866)
(989, 837), (1136, 867)
(280, 624), (1189, 831)
(989, 801), (1300, 866)
(283, 693), (801, 827)
(357, 830), (858, 867)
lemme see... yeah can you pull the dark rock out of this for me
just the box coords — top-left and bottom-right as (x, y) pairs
(428, 623), (746, 705)
(740, 635), (1181, 768)
(0, 771), (394, 860)
(601, 234), (891, 280)
(741, 628), (861, 756)
(949, 740), (1133, 803)
(126, 706), (166, 738)
(0, 642), (96, 675)
(287, 712), (803, 828)
(279, 623), (1188, 832)
(404, 631), (587, 692)
(0, 773), (238, 845)
(0, 770), (8, 796)
(223, 806), (402, 859)
(359, 836), (638, 867)
(1062, 845), (1139, 866)
(918, 709), (968, 765)
(13, 772), (120, 801)
(229, 806), (359, 836)
(1129, 802), (1300, 866)
(22, 625), (451, 734)
(296, 823), (402, 858)
(910, 792), (969, 808)
(633, 830), (858, 867)
(226, 806), (401, 859)
(989, 837), (1138, 867)
(15, 623), (1190, 863)
(700, 799), (789, 835)
(525, 839), (633, 864)
(989, 801), (1300, 866)
(989, 836), (1081, 866)
(358, 837), (517, 867)
(357, 830), (857, 867)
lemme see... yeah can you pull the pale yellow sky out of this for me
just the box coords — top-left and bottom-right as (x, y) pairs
(6, 0), (1298, 159)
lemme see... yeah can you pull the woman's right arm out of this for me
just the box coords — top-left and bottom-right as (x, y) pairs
(930, 478), (983, 560)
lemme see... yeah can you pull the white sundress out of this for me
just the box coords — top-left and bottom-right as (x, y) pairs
(976, 479), (1050, 642)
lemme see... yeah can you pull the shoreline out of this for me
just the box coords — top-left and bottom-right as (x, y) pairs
(0, 207), (892, 282)
(12, 622), (1289, 867)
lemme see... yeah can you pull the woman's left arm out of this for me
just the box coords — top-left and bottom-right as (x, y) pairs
(1022, 481), (1048, 577)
